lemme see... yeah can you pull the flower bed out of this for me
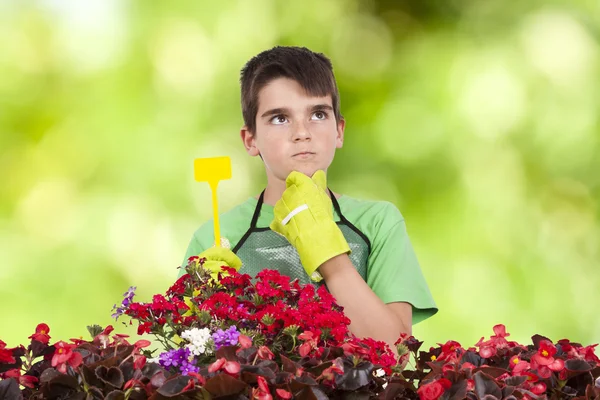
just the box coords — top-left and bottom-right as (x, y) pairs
(1, 256), (599, 399)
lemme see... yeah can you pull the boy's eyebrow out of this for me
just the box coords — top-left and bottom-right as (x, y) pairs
(260, 107), (289, 119)
(309, 104), (334, 112)
(260, 104), (334, 119)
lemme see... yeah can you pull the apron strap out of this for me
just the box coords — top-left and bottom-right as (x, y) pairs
(250, 190), (266, 229)
(329, 189), (347, 223)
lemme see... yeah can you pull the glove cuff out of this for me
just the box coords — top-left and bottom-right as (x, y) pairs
(296, 221), (351, 281)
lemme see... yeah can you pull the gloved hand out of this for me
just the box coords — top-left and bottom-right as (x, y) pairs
(182, 247), (241, 317)
(270, 170), (350, 282)
(197, 246), (242, 282)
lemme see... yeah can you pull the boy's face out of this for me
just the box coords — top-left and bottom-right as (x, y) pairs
(241, 77), (345, 182)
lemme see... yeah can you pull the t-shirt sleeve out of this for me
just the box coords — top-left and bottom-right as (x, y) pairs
(365, 203), (438, 325)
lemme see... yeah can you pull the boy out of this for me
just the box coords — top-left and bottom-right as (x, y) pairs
(181, 46), (437, 348)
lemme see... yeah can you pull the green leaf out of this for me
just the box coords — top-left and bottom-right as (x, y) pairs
(87, 325), (104, 338)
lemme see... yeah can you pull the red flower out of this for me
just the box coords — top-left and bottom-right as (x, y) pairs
(319, 358), (344, 381)
(508, 355), (521, 369)
(523, 372), (539, 382)
(460, 362), (476, 371)
(557, 339), (573, 352)
(0, 341), (15, 364)
(137, 322), (152, 335)
(207, 357), (240, 375)
(276, 388), (292, 399)
(577, 344), (600, 363)
(166, 275), (190, 297)
(466, 379), (474, 391)
(440, 340), (461, 354)
(134, 354), (146, 370)
(28, 323), (51, 344)
(437, 340), (463, 363)
(513, 360), (531, 375)
(150, 294), (178, 313)
(208, 357), (226, 373)
(93, 325), (115, 348)
(134, 339), (151, 350)
(530, 382), (547, 395)
(489, 324), (510, 348)
(238, 334), (252, 349)
(253, 376), (273, 400)
(438, 378), (452, 390)
(394, 333), (414, 346)
(2, 369), (38, 388)
(531, 340), (557, 366)
(258, 346), (275, 360)
(127, 303), (151, 320)
(417, 380), (446, 400)
(51, 341), (83, 374)
(479, 346), (496, 359)
(297, 331), (320, 358)
(298, 341), (313, 357)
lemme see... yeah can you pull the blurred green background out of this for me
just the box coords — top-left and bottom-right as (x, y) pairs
(1, 0), (599, 351)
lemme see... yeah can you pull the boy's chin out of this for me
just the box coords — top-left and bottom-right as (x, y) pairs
(287, 167), (323, 178)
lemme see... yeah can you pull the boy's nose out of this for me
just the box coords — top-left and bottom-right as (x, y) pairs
(292, 122), (311, 141)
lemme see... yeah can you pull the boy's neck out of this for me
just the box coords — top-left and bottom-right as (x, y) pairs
(262, 180), (287, 206)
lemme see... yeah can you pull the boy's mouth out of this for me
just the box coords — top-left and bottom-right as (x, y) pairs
(293, 151), (315, 157)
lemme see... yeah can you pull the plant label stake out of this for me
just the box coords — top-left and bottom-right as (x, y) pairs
(193, 156), (231, 248)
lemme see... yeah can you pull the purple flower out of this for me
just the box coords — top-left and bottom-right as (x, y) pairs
(111, 286), (137, 320)
(158, 348), (199, 375)
(159, 348), (192, 368)
(212, 326), (240, 350)
(180, 362), (200, 376)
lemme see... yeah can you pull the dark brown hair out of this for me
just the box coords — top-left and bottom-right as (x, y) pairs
(240, 46), (343, 134)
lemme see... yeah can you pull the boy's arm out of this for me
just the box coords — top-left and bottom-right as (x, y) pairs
(320, 254), (412, 348)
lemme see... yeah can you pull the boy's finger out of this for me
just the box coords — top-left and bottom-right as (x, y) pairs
(285, 171), (312, 188)
(311, 170), (327, 191)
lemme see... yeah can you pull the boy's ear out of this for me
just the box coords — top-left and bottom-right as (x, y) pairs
(336, 118), (346, 149)
(241, 126), (260, 156)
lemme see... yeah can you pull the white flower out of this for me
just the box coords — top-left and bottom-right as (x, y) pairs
(181, 327), (213, 356)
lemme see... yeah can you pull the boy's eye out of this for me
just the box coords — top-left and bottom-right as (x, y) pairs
(312, 111), (328, 120)
(270, 115), (288, 125)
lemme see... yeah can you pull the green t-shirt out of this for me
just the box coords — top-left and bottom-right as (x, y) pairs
(181, 195), (438, 325)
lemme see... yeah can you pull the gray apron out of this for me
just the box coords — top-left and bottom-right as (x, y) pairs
(233, 189), (372, 287)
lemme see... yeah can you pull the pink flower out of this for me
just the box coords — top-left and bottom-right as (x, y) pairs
(479, 346), (496, 358)
(51, 341), (83, 374)
(531, 340), (557, 366)
(276, 388), (292, 399)
(417, 380), (446, 400)
(238, 334), (252, 349)
(257, 346), (275, 360)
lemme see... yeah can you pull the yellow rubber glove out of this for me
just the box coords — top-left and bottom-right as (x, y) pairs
(270, 170), (350, 282)
(198, 246), (242, 282)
